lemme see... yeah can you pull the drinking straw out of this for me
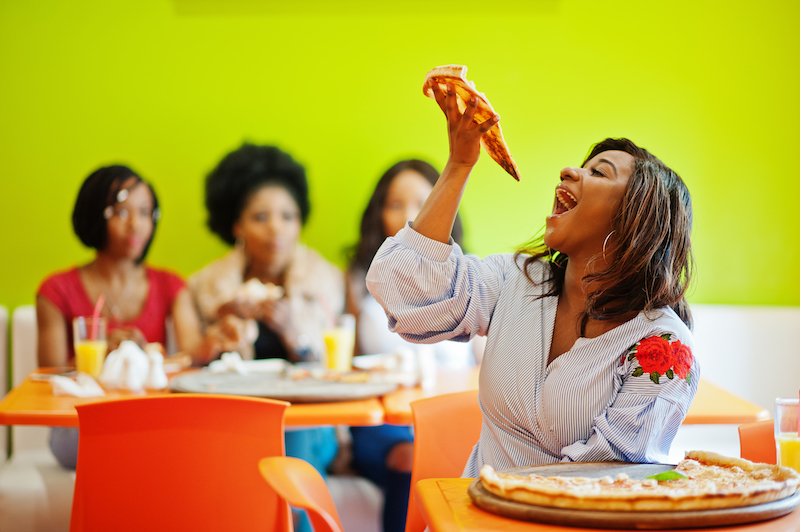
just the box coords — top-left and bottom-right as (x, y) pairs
(90, 294), (105, 341)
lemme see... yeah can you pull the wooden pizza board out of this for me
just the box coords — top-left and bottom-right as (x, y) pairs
(169, 369), (399, 403)
(467, 462), (800, 530)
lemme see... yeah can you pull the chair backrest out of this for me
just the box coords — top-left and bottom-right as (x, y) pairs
(739, 419), (776, 464)
(406, 390), (482, 532)
(70, 394), (291, 532)
(10, 304), (49, 453)
(259, 456), (344, 532)
(11, 304), (37, 387)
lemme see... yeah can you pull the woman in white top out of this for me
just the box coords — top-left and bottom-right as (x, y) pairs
(346, 159), (480, 532)
(367, 83), (699, 478)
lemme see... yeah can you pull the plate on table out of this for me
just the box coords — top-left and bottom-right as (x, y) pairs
(169, 367), (399, 403)
(468, 462), (800, 530)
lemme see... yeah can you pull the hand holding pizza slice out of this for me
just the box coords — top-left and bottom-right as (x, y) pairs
(423, 65), (521, 181)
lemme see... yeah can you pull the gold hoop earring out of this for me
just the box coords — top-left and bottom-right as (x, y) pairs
(602, 231), (616, 263)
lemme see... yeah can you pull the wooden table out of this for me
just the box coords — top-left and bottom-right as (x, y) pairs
(415, 478), (800, 532)
(381, 368), (770, 426)
(0, 370), (385, 427)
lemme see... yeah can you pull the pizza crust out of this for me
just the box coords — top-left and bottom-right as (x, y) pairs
(479, 451), (800, 512)
(422, 65), (521, 181)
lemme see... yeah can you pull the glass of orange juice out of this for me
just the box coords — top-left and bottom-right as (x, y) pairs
(72, 316), (108, 378)
(323, 314), (355, 372)
(775, 398), (800, 472)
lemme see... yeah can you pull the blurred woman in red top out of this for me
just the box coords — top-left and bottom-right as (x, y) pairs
(36, 164), (205, 468)
(37, 165), (204, 363)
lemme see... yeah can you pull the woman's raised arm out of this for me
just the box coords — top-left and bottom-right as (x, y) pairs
(411, 82), (499, 244)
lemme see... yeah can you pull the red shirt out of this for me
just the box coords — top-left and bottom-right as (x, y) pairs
(37, 266), (186, 362)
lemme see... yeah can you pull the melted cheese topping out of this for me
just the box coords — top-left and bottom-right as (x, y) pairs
(480, 451), (800, 502)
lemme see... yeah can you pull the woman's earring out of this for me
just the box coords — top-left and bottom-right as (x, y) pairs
(602, 230), (616, 263)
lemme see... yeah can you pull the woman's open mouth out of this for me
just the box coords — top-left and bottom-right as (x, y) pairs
(552, 185), (578, 216)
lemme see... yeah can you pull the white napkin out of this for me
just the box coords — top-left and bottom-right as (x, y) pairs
(99, 340), (167, 391)
(51, 373), (106, 397)
(145, 348), (169, 390)
(208, 351), (249, 374)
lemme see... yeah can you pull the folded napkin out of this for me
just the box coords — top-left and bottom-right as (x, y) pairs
(208, 351), (249, 374)
(145, 345), (169, 390)
(51, 373), (106, 397)
(99, 340), (169, 391)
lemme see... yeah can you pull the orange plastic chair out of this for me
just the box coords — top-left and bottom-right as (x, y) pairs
(259, 456), (344, 532)
(405, 390), (482, 532)
(70, 394), (291, 532)
(739, 419), (776, 464)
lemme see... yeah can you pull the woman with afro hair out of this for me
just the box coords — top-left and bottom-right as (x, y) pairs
(188, 144), (343, 531)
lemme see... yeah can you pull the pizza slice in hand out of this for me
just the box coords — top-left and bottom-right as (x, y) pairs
(423, 64), (521, 181)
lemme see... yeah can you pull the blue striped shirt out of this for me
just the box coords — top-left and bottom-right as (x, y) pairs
(366, 224), (700, 477)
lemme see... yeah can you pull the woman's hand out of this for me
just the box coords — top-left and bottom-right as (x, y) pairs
(196, 315), (249, 365)
(409, 83), (500, 244)
(218, 297), (263, 321)
(430, 82), (500, 169)
(108, 326), (147, 352)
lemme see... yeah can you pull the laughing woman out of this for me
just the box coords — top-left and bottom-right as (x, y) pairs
(367, 83), (699, 476)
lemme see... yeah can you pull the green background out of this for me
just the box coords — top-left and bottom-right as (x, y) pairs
(1, 0), (799, 313)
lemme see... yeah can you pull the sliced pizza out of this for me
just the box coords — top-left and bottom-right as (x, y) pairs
(423, 64), (520, 181)
(479, 451), (800, 512)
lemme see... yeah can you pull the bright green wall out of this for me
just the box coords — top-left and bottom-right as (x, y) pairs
(1, 0), (799, 312)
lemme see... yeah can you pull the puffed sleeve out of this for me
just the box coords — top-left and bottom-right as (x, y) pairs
(365, 223), (514, 343)
(560, 332), (700, 464)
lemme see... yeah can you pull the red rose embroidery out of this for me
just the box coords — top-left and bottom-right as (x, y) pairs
(635, 336), (673, 375)
(628, 334), (693, 384)
(671, 340), (694, 380)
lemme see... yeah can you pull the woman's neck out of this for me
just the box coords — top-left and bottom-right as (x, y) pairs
(90, 253), (142, 281)
(560, 258), (637, 337)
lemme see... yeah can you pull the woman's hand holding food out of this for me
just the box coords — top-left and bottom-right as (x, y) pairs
(430, 82), (500, 169)
(411, 83), (500, 244)
(218, 297), (263, 321)
(196, 314), (249, 365)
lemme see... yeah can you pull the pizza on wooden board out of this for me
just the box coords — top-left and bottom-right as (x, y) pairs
(422, 64), (521, 181)
(479, 451), (800, 511)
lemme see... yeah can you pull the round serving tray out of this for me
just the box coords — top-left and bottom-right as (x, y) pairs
(467, 462), (800, 530)
(169, 369), (399, 403)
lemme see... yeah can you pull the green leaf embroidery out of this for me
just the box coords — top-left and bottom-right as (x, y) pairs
(632, 367), (644, 377)
(650, 371), (661, 385)
(660, 334), (671, 341)
(628, 352), (637, 361)
(666, 369), (674, 380)
(645, 470), (687, 481)
(686, 374), (692, 385)
(629, 345), (638, 352)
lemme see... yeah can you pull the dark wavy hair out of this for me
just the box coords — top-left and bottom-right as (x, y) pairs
(348, 159), (464, 275)
(205, 143), (310, 245)
(72, 165), (160, 263)
(517, 138), (694, 331)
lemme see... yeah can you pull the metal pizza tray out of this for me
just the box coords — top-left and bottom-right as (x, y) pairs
(169, 368), (399, 403)
(467, 462), (800, 529)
